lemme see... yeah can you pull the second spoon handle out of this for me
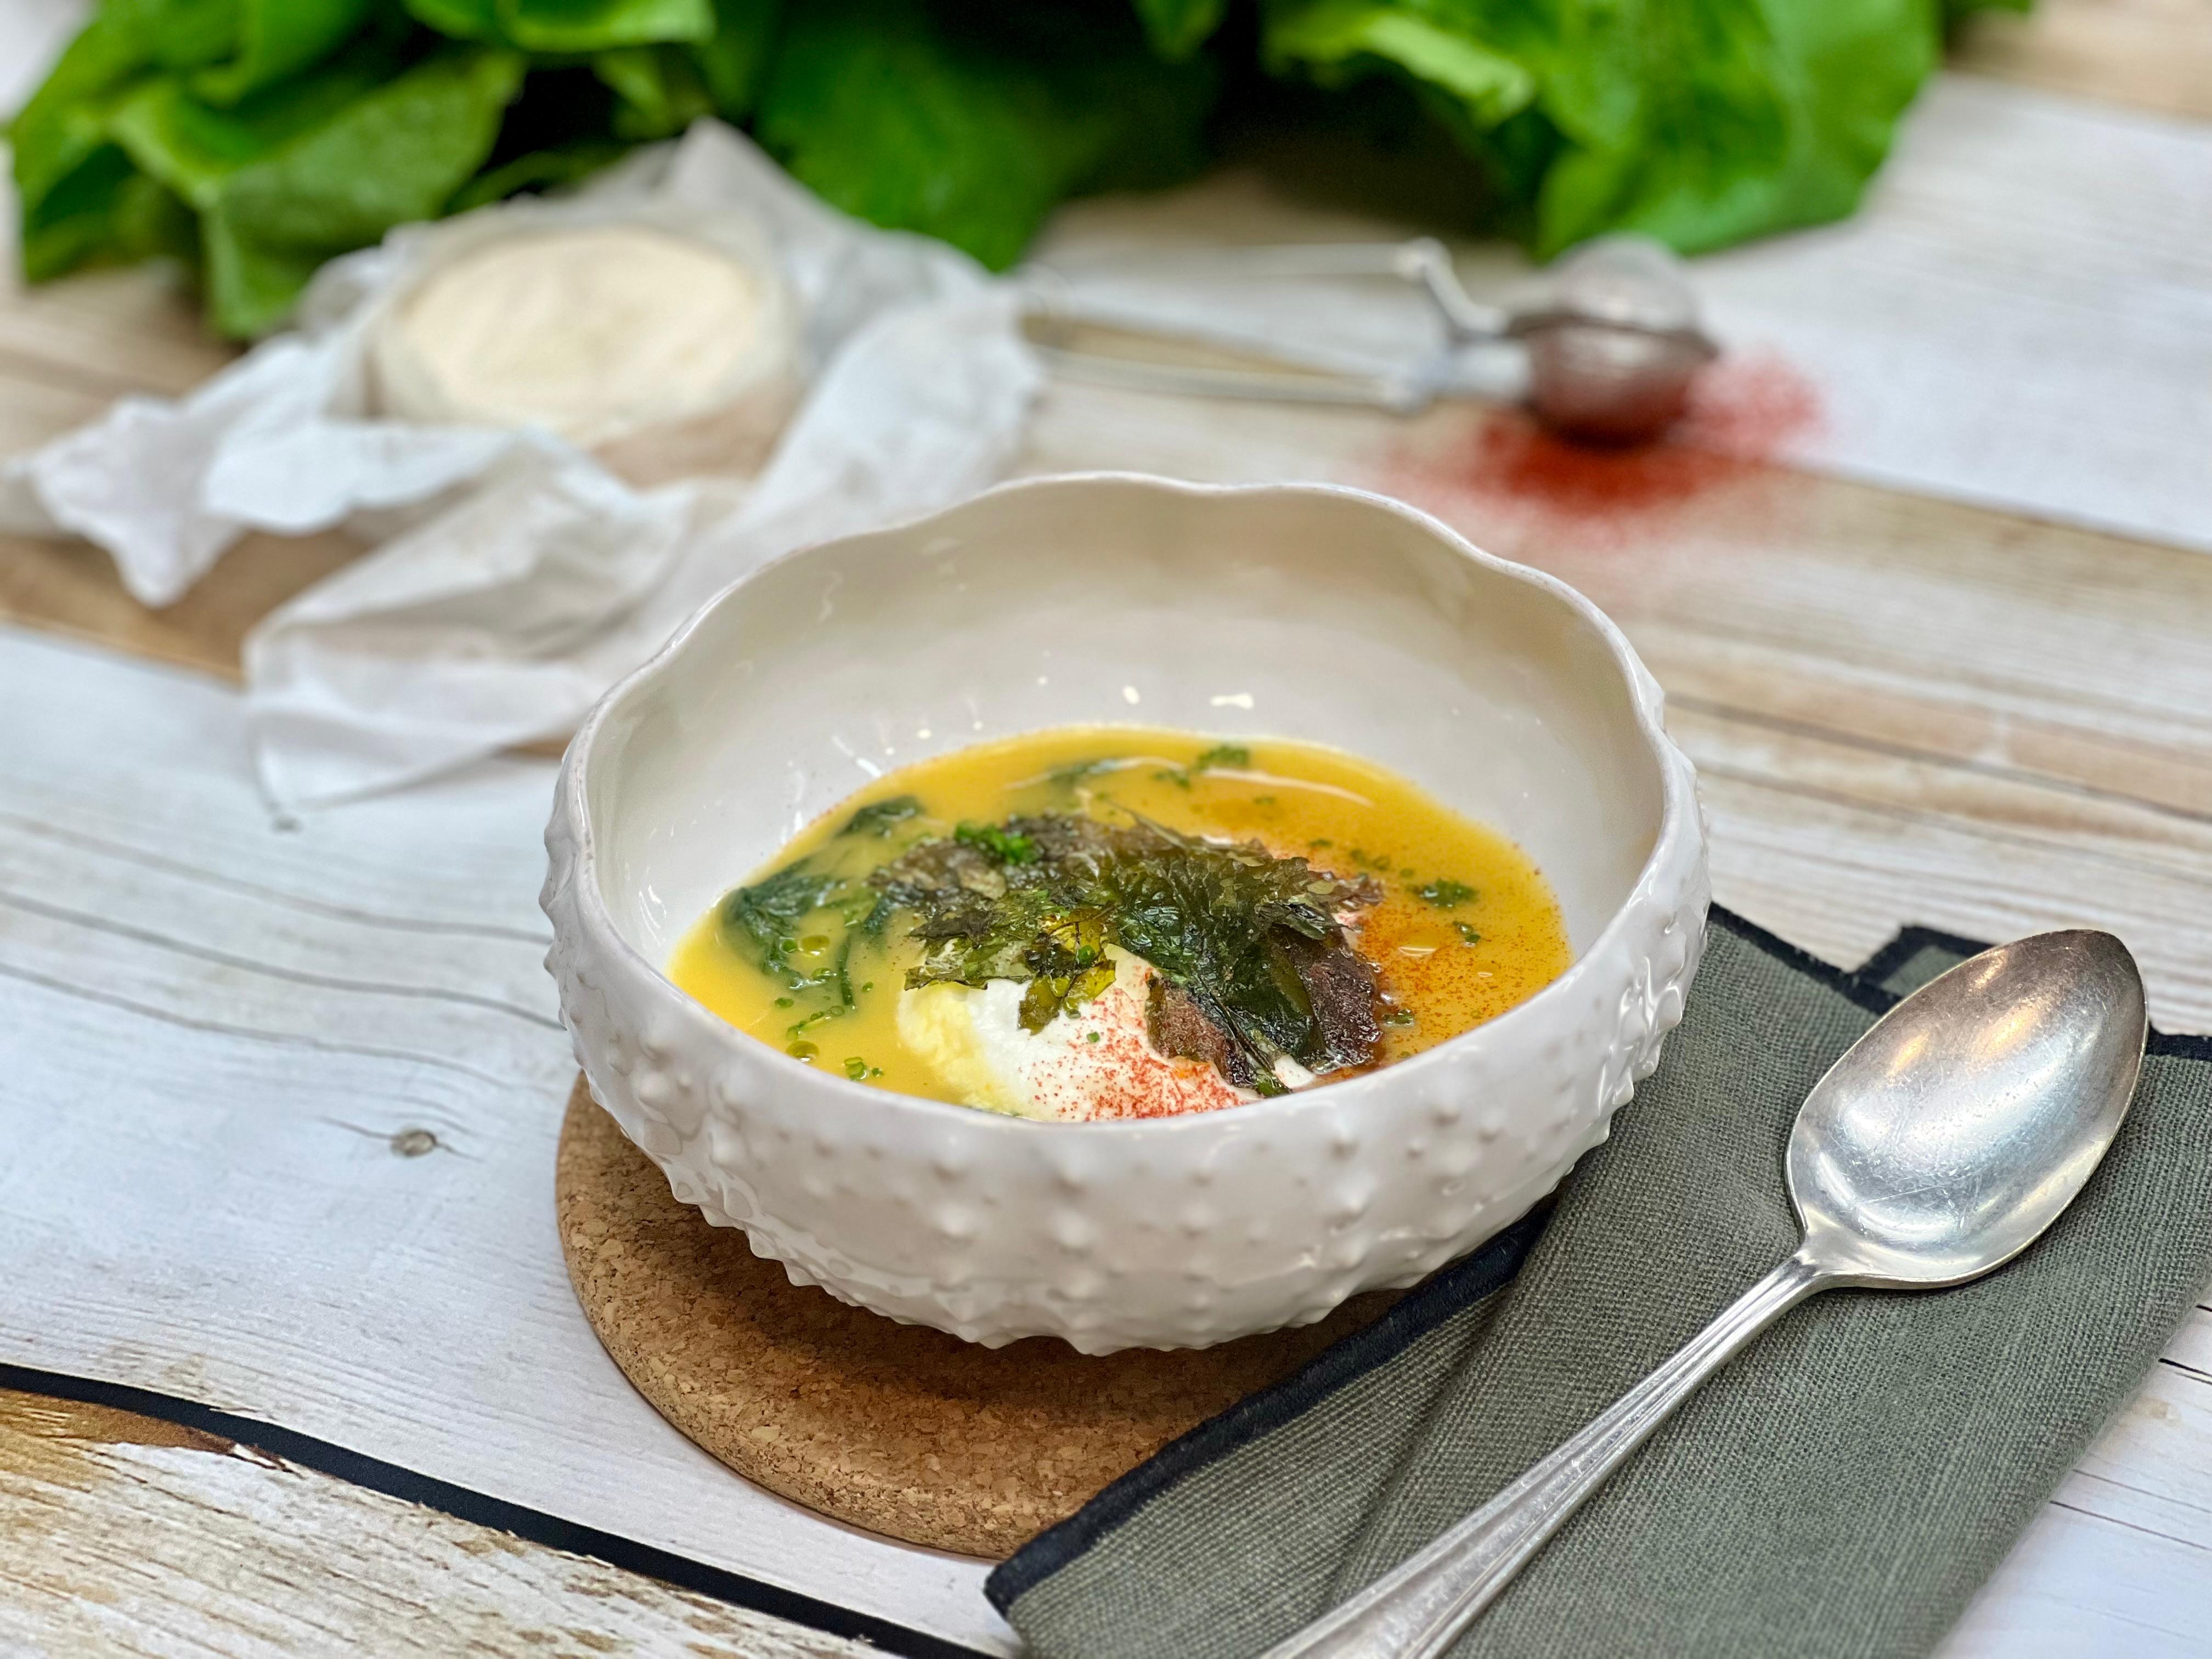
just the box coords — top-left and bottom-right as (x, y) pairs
(1265, 1251), (1830, 1659)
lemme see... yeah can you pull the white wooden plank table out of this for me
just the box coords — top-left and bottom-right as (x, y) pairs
(2, 3), (2209, 1654)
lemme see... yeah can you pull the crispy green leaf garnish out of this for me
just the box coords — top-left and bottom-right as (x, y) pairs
(840, 794), (923, 838)
(1415, 878), (1476, 909)
(954, 821), (1038, 865)
(878, 811), (1384, 1079)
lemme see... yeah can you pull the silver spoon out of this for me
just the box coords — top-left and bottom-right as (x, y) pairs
(1266, 928), (2147, 1659)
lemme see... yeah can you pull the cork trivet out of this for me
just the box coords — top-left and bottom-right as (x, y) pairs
(555, 1076), (1395, 1558)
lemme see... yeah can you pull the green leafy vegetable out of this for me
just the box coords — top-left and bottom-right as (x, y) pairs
(403, 0), (501, 40)
(954, 821), (1039, 866)
(721, 864), (844, 962)
(1414, 877), (1475, 907)
(12, 0), (1987, 334)
(1261, 0), (1943, 257)
(1132, 0), (1229, 59)
(193, 0), (380, 106)
(445, 136), (627, 212)
(592, 44), (714, 139)
(10, 6), (176, 280)
(840, 794), (924, 838)
(107, 50), (405, 207)
(496, 0), (715, 53)
(689, 0), (780, 117)
(878, 812), (1385, 1073)
(752, 0), (1215, 270)
(201, 47), (523, 335)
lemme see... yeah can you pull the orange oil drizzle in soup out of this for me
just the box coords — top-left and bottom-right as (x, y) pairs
(669, 727), (1574, 1111)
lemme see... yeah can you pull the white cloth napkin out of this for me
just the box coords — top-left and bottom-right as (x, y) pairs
(2, 121), (1040, 809)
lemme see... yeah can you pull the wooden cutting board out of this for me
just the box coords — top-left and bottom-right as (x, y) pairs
(554, 1076), (1395, 1558)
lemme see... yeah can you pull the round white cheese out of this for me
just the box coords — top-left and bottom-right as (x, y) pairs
(896, 949), (1259, 1122)
(370, 221), (799, 478)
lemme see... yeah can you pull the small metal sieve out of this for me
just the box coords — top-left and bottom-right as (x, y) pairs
(1025, 233), (1719, 448)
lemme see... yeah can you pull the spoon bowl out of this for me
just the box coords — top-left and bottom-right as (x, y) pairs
(1789, 930), (2147, 1286)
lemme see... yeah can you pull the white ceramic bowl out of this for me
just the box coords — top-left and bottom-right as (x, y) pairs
(541, 475), (1707, 1353)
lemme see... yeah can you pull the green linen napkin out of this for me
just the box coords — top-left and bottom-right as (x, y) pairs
(988, 909), (2212, 1659)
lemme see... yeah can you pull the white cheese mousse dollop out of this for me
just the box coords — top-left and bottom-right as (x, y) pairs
(896, 947), (1312, 1121)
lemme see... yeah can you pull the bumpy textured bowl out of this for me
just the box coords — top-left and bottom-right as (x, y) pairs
(542, 475), (1707, 1353)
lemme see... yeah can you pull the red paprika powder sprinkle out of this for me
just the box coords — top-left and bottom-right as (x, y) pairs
(1384, 347), (1824, 531)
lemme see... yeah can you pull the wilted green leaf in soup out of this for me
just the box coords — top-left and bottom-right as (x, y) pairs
(201, 47), (525, 336)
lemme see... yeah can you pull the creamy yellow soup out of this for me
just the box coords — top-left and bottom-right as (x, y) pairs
(669, 727), (1573, 1114)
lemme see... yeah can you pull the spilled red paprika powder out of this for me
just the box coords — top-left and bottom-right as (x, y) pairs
(1384, 347), (1824, 533)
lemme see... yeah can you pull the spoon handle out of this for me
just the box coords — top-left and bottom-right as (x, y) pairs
(1263, 1252), (1829, 1659)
